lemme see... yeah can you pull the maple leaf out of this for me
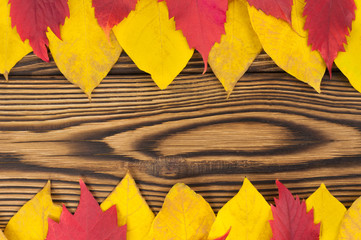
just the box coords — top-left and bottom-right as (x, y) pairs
(92, 0), (138, 37)
(9, 0), (70, 62)
(303, 0), (356, 77)
(46, 180), (126, 240)
(161, 0), (228, 72)
(270, 180), (320, 240)
(211, 228), (231, 240)
(247, 0), (293, 25)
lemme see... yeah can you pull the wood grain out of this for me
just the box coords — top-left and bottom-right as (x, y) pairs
(0, 53), (358, 228)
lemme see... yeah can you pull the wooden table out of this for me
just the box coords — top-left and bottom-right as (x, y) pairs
(0, 52), (360, 228)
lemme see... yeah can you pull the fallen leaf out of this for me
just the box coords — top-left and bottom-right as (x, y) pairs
(303, 0), (356, 76)
(208, 178), (272, 240)
(47, 180), (126, 240)
(4, 181), (62, 240)
(161, 0), (228, 72)
(335, 0), (361, 93)
(0, 0), (31, 80)
(270, 180), (319, 240)
(208, 0), (262, 95)
(47, 0), (122, 98)
(306, 184), (346, 240)
(100, 172), (154, 240)
(9, 0), (69, 61)
(152, 183), (215, 240)
(212, 228), (231, 240)
(92, 0), (138, 37)
(0, 230), (7, 240)
(248, 0), (326, 92)
(247, 0), (293, 24)
(338, 195), (361, 239)
(113, 0), (193, 89)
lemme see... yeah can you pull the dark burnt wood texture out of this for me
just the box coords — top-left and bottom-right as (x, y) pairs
(0, 52), (359, 228)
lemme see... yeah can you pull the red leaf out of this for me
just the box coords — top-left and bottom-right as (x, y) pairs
(46, 180), (126, 240)
(9, 0), (69, 62)
(247, 0), (293, 25)
(93, 0), (138, 37)
(303, 0), (356, 77)
(213, 228), (231, 240)
(270, 180), (319, 240)
(161, 0), (228, 72)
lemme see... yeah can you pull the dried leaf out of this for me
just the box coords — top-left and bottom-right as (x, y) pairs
(152, 183), (215, 240)
(100, 172), (154, 240)
(208, 178), (272, 240)
(306, 184), (346, 240)
(161, 0), (228, 71)
(248, 0), (326, 92)
(47, 0), (122, 98)
(335, 0), (361, 93)
(270, 180), (319, 240)
(4, 181), (62, 240)
(303, 0), (356, 76)
(247, 0), (293, 24)
(9, 0), (69, 61)
(0, 0), (31, 80)
(47, 180), (126, 240)
(113, 0), (193, 89)
(93, 0), (138, 37)
(209, 0), (262, 95)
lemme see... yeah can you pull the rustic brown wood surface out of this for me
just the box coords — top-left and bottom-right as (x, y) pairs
(0, 52), (359, 228)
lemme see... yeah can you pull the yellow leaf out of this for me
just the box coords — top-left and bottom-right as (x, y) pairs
(338, 196), (361, 239)
(247, 0), (326, 92)
(100, 172), (155, 240)
(4, 181), (62, 240)
(335, 0), (361, 93)
(209, 0), (262, 95)
(0, 0), (31, 80)
(306, 184), (346, 240)
(0, 230), (7, 240)
(152, 183), (215, 240)
(47, 0), (122, 98)
(113, 0), (194, 90)
(208, 178), (272, 240)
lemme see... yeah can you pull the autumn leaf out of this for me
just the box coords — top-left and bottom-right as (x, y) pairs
(0, 0), (31, 81)
(335, 0), (361, 94)
(4, 181), (62, 240)
(161, 0), (228, 72)
(47, 180), (126, 240)
(9, 0), (69, 62)
(306, 184), (346, 240)
(270, 180), (319, 240)
(208, 178), (272, 240)
(47, 0), (122, 98)
(152, 183), (215, 240)
(0, 230), (7, 240)
(209, 0), (262, 95)
(338, 195), (361, 239)
(100, 172), (154, 240)
(247, 0), (293, 24)
(248, 0), (326, 92)
(212, 229), (231, 240)
(303, 0), (356, 76)
(113, 0), (193, 89)
(92, 0), (138, 37)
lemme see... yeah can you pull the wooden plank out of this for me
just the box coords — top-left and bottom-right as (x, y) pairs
(3, 52), (290, 78)
(0, 67), (359, 228)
